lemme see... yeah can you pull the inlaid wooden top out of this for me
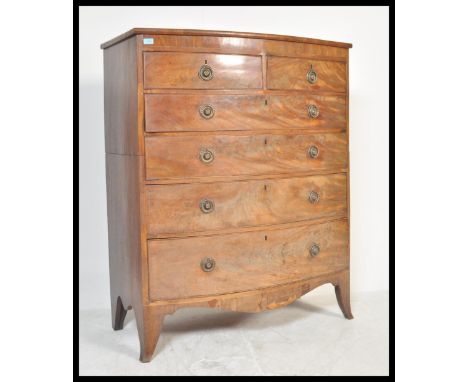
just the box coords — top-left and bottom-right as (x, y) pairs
(100, 28), (353, 49)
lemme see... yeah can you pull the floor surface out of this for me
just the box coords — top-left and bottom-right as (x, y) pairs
(79, 289), (389, 376)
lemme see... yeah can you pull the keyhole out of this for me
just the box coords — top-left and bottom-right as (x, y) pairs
(264, 99), (268, 106)
(264, 184), (267, 191)
(264, 235), (268, 241)
(205, 59), (207, 64)
(264, 138), (267, 145)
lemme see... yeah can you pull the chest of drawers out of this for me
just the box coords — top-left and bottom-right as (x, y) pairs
(101, 28), (353, 362)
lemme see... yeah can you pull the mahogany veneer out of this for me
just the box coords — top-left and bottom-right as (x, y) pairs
(102, 28), (353, 362)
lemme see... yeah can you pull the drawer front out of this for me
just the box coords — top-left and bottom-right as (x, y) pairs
(145, 132), (347, 180)
(267, 56), (346, 92)
(148, 220), (349, 300)
(145, 94), (346, 132)
(143, 52), (262, 89)
(147, 174), (347, 237)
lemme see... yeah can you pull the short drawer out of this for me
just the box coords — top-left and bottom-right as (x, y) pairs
(148, 219), (349, 300)
(146, 174), (347, 237)
(143, 52), (262, 89)
(267, 56), (346, 92)
(145, 132), (347, 180)
(145, 94), (346, 132)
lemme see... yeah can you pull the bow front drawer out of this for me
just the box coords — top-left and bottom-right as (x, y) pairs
(267, 56), (347, 92)
(143, 52), (263, 89)
(148, 219), (349, 300)
(145, 94), (346, 132)
(144, 132), (347, 180)
(146, 174), (347, 237)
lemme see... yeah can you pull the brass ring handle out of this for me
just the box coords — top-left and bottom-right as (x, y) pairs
(200, 257), (216, 272)
(200, 198), (215, 214)
(307, 65), (318, 84)
(199, 148), (214, 164)
(308, 104), (320, 119)
(309, 191), (320, 204)
(199, 104), (215, 119)
(199, 64), (214, 81)
(309, 243), (320, 257)
(308, 145), (319, 159)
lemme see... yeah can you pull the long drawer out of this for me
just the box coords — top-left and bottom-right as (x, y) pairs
(146, 174), (347, 237)
(267, 56), (347, 92)
(144, 52), (263, 89)
(144, 94), (346, 132)
(145, 132), (347, 180)
(148, 219), (349, 300)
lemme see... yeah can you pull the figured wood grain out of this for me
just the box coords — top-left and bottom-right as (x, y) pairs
(267, 94), (346, 130)
(140, 34), (264, 56)
(143, 89), (347, 96)
(267, 56), (347, 92)
(148, 219), (348, 300)
(148, 268), (351, 313)
(144, 169), (348, 186)
(147, 216), (345, 240)
(144, 93), (346, 132)
(143, 52), (262, 89)
(139, 36), (348, 61)
(146, 173), (347, 237)
(103, 37), (140, 155)
(145, 132), (347, 180)
(263, 39), (348, 59)
(101, 28), (352, 49)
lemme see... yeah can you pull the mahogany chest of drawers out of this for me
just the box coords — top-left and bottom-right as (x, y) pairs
(101, 28), (353, 362)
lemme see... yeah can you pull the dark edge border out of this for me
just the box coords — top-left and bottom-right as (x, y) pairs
(76, 1), (395, 379)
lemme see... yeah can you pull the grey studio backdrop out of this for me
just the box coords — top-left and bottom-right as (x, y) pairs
(79, 6), (389, 310)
